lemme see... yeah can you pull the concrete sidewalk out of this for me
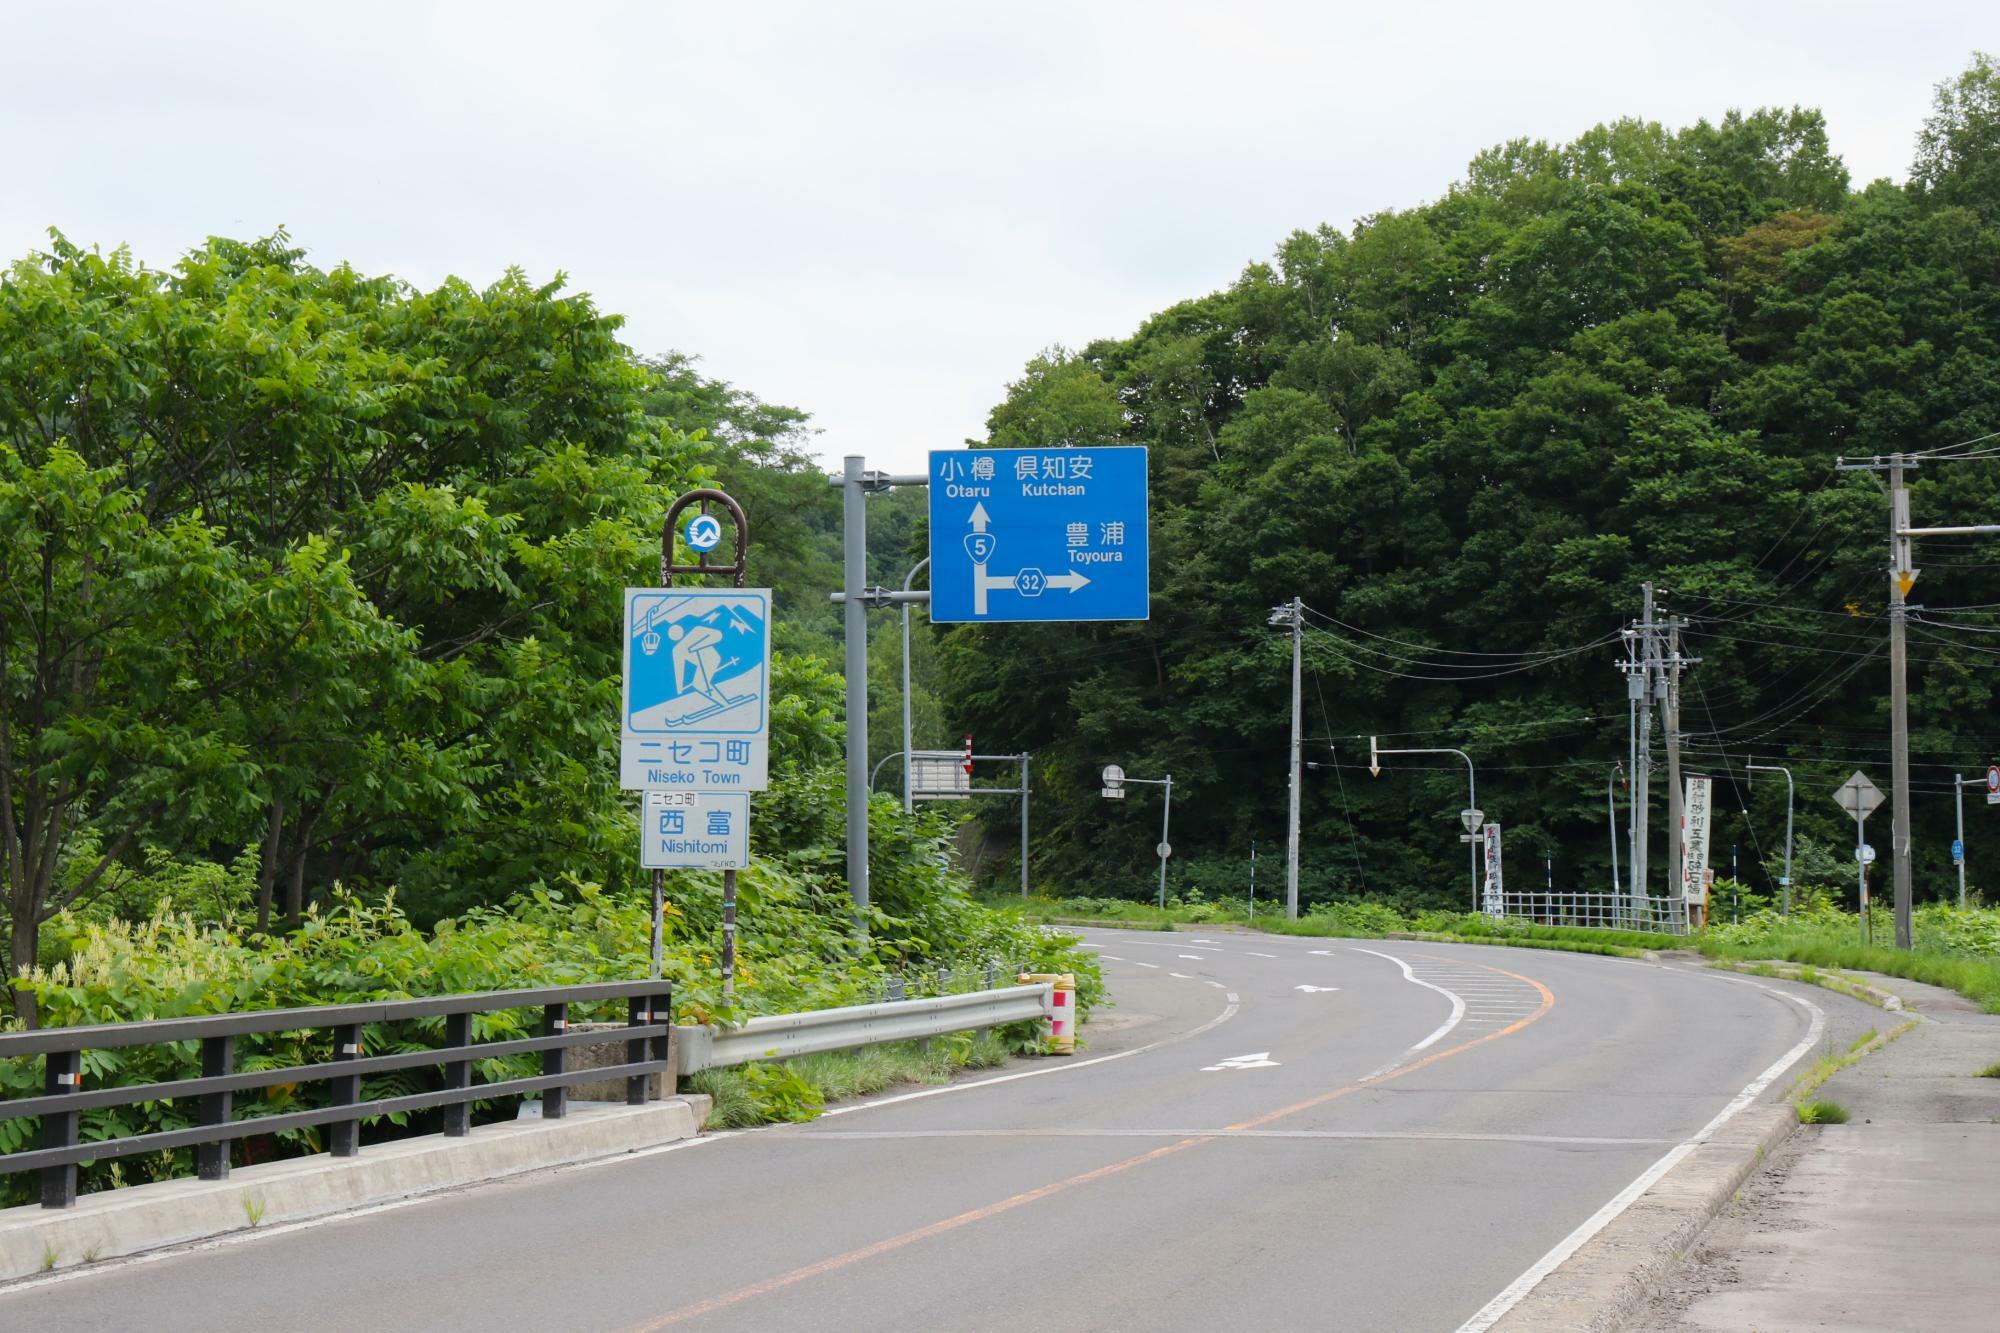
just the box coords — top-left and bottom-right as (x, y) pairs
(1635, 977), (2000, 1332)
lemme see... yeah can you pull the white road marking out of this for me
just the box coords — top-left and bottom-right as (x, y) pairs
(1133, 961), (1160, 969)
(1226, 992), (1239, 1003)
(1294, 984), (1340, 993)
(1203, 1051), (1280, 1071)
(1351, 947), (1467, 1061)
(1099, 954), (1125, 962)
(1307, 949), (1338, 956)
(1204, 980), (1226, 989)
(1245, 951), (1278, 958)
(1454, 978), (1826, 1333)
(1169, 972), (1194, 979)
(815, 991), (1244, 1120)
(1176, 954), (1206, 960)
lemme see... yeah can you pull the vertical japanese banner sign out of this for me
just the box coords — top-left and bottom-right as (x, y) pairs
(1680, 775), (1713, 904)
(1482, 823), (1503, 917)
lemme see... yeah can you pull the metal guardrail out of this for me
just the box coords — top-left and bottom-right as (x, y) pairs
(1497, 890), (1690, 935)
(680, 983), (1054, 1074)
(0, 980), (673, 1209)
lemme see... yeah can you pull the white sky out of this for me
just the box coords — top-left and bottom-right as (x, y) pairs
(1, 2), (1988, 474)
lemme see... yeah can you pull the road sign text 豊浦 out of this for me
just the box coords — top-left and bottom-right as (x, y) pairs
(927, 447), (1149, 623)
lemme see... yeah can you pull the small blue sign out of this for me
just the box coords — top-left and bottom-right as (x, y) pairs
(1952, 838), (1965, 864)
(683, 513), (723, 553)
(927, 447), (1149, 623)
(621, 588), (771, 790)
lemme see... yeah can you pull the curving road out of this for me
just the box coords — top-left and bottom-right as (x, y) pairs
(0, 930), (1835, 1331)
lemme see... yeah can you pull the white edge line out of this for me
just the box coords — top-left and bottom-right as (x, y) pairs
(1351, 946), (1466, 1062)
(1452, 976), (1825, 1333)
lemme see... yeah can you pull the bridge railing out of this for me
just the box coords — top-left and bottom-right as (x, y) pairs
(0, 980), (673, 1210)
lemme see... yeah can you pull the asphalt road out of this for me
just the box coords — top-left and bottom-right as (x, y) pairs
(1, 931), (1837, 1332)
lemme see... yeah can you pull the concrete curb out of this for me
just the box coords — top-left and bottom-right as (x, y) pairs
(0, 1095), (710, 1283)
(1488, 1103), (1798, 1332)
(1709, 960), (1905, 1011)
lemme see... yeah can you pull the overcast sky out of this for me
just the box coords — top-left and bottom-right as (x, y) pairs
(1, 3), (1988, 473)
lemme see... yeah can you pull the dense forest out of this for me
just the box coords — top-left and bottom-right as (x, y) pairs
(940, 54), (2000, 909)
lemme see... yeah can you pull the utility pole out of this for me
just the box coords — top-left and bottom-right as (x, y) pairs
(1840, 448), (2000, 943)
(1628, 584), (1658, 909)
(1287, 596), (1302, 921)
(1268, 598), (1304, 920)
(1665, 614), (1684, 906)
(1888, 453), (1915, 949)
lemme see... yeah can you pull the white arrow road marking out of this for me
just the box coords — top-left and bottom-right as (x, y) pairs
(1203, 1051), (1280, 1071)
(1294, 984), (1340, 993)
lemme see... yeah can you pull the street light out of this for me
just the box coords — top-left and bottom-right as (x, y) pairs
(1746, 760), (1795, 914)
(1370, 736), (1482, 911)
(900, 555), (930, 811)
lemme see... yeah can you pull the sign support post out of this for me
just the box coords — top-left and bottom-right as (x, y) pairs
(637, 488), (756, 1000)
(1833, 770), (1885, 946)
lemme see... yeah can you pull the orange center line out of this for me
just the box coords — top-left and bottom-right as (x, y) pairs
(630, 955), (1556, 1330)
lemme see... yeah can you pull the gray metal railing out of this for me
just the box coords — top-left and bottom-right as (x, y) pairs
(1496, 890), (1689, 935)
(681, 983), (1054, 1074)
(1, 980), (673, 1209)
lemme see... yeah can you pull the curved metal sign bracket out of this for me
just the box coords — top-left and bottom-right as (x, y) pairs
(660, 488), (748, 589)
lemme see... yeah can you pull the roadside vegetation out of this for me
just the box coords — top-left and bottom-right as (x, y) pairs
(997, 887), (2000, 1012)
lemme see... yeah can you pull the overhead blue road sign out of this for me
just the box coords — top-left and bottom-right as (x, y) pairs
(642, 791), (750, 869)
(927, 447), (1149, 623)
(621, 588), (771, 790)
(684, 513), (723, 553)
